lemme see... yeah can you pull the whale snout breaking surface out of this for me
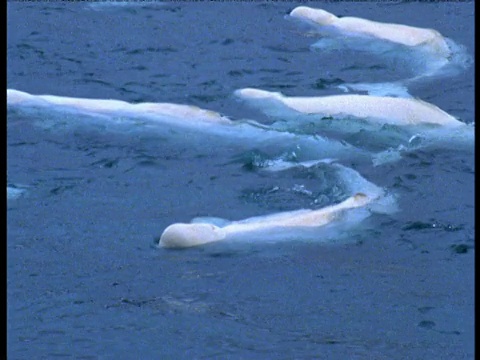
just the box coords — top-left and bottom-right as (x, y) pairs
(160, 223), (227, 248)
(290, 6), (338, 26)
(159, 193), (375, 249)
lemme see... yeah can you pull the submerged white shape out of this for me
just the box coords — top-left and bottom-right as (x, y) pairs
(7, 185), (28, 200)
(86, 1), (168, 10)
(289, 6), (451, 57)
(234, 88), (464, 128)
(159, 193), (372, 249)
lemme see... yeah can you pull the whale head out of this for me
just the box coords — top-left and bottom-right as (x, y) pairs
(289, 7), (338, 26)
(159, 223), (226, 248)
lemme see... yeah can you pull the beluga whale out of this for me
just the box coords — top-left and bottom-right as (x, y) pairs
(159, 192), (374, 248)
(159, 158), (396, 249)
(287, 6), (471, 96)
(7, 89), (233, 128)
(288, 6), (451, 58)
(235, 88), (472, 165)
(234, 88), (464, 128)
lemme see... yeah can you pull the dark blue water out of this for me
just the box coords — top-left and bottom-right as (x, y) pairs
(7, 2), (474, 359)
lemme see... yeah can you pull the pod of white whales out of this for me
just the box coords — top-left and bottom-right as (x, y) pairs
(7, 6), (473, 248)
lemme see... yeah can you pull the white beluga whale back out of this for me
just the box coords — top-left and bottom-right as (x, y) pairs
(235, 88), (464, 128)
(7, 89), (233, 127)
(289, 6), (451, 57)
(160, 192), (372, 248)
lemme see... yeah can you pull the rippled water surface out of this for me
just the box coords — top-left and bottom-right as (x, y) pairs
(7, 2), (474, 359)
